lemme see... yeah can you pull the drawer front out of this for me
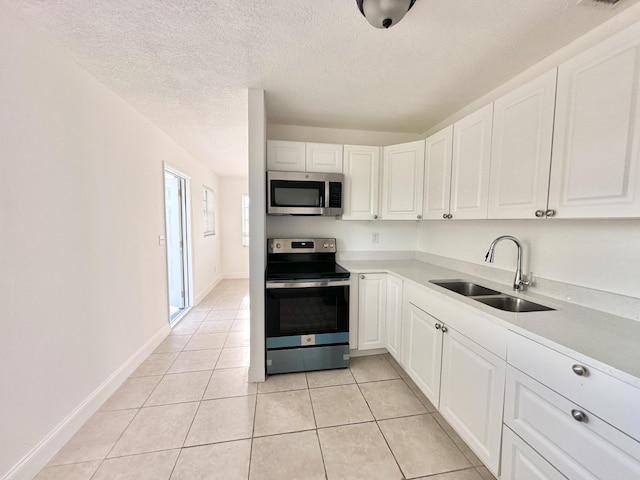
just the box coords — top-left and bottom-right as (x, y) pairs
(507, 331), (640, 441)
(502, 426), (567, 480)
(505, 367), (640, 479)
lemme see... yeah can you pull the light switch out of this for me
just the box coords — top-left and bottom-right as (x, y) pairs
(158, 235), (166, 246)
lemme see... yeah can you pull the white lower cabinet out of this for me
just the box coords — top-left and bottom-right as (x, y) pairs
(384, 274), (403, 362)
(504, 366), (640, 479)
(401, 302), (443, 405)
(357, 273), (386, 350)
(401, 286), (505, 476)
(439, 325), (505, 475)
(501, 426), (567, 480)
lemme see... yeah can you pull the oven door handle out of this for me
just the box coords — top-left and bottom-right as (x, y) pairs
(266, 279), (351, 289)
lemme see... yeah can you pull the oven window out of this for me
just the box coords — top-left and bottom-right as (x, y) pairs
(271, 180), (324, 208)
(266, 286), (349, 337)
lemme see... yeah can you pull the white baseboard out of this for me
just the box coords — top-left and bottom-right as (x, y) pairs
(2, 324), (170, 480)
(194, 275), (222, 305)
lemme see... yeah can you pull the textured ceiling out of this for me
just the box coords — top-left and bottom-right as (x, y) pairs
(3, 0), (639, 176)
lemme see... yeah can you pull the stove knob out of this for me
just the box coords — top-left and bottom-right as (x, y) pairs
(330, 243), (334, 248)
(275, 243), (281, 249)
(323, 242), (329, 248)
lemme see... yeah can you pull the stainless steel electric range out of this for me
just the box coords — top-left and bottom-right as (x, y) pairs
(265, 238), (350, 375)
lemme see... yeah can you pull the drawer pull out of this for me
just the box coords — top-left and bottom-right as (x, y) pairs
(441, 326), (448, 333)
(572, 364), (588, 376)
(571, 409), (587, 422)
(435, 323), (441, 330)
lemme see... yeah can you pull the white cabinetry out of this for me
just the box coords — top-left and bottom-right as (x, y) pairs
(401, 302), (443, 405)
(384, 274), (403, 362)
(381, 140), (425, 220)
(402, 283), (506, 476)
(488, 69), (557, 219)
(501, 426), (567, 480)
(305, 142), (343, 173)
(357, 273), (386, 350)
(266, 140), (306, 171)
(549, 22), (640, 218)
(504, 332), (640, 478)
(342, 145), (381, 220)
(423, 126), (454, 219)
(439, 326), (505, 474)
(450, 104), (493, 219)
(267, 140), (342, 173)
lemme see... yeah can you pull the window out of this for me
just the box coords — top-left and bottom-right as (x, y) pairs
(242, 194), (249, 247)
(203, 186), (215, 236)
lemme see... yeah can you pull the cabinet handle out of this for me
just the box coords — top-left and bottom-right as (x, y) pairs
(373, 215), (378, 219)
(447, 214), (453, 219)
(546, 209), (556, 217)
(572, 364), (588, 376)
(435, 323), (441, 330)
(535, 210), (545, 218)
(360, 275), (365, 280)
(443, 214), (447, 219)
(441, 326), (448, 333)
(417, 215), (422, 219)
(571, 409), (587, 422)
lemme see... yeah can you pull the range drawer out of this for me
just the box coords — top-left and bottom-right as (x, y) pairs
(507, 331), (640, 441)
(505, 366), (640, 479)
(501, 426), (567, 480)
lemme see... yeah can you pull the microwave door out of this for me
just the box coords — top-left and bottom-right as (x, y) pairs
(269, 180), (325, 215)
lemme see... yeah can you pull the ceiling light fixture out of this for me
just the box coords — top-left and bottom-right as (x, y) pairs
(356, 0), (417, 29)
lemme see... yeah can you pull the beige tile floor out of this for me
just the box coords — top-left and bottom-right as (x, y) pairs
(35, 279), (497, 480)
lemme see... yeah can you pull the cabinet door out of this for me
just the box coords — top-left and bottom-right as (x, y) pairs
(384, 274), (403, 362)
(423, 126), (453, 219)
(401, 303), (442, 407)
(488, 69), (557, 219)
(549, 23), (640, 218)
(306, 143), (343, 173)
(342, 145), (381, 220)
(266, 140), (306, 171)
(358, 274), (386, 350)
(450, 104), (493, 219)
(439, 326), (505, 476)
(381, 140), (425, 220)
(501, 427), (568, 480)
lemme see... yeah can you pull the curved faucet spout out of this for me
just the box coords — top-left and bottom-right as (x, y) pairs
(484, 235), (529, 291)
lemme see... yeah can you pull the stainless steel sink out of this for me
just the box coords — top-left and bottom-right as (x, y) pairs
(474, 295), (554, 313)
(430, 280), (501, 297)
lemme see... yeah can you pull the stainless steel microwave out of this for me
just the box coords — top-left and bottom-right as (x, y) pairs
(267, 171), (344, 216)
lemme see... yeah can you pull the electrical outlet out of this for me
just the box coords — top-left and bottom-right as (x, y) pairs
(372, 232), (379, 244)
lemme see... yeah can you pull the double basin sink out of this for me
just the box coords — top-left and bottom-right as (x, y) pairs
(430, 280), (554, 313)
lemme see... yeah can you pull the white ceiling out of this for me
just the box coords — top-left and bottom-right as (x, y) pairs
(4, 0), (639, 176)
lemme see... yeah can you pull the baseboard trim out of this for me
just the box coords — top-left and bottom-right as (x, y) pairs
(194, 275), (222, 305)
(2, 324), (170, 480)
(222, 273), (249, 280)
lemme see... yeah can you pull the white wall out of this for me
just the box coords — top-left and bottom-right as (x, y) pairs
(219, 176), (250, 278)
(0, 7), (220, 478)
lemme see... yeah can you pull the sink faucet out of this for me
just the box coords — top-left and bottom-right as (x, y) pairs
(485, 235), (530, 291)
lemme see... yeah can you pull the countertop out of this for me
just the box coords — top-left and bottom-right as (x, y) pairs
(339, 259), (640, 389)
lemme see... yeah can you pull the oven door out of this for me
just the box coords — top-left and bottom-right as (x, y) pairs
(265, 280), (349, 340)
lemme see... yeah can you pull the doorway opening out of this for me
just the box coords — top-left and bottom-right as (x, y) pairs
(164, 167), (192, 324)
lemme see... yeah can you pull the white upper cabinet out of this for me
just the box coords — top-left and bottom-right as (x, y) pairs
(305, 142), (343, 173)
(342, 145), (381, 220)
(381, 140), (426, 220)
(266, 140), (306, 171)
(549, 22), (640, 218)
(423, 126), (454, 220)
(488, 69), (557, 219)
(450, 104), (494, 219)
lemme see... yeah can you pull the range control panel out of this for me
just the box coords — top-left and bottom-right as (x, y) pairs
(268, 238), (336, 254)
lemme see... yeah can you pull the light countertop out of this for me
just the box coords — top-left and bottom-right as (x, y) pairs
(339, 259), (640, 389)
